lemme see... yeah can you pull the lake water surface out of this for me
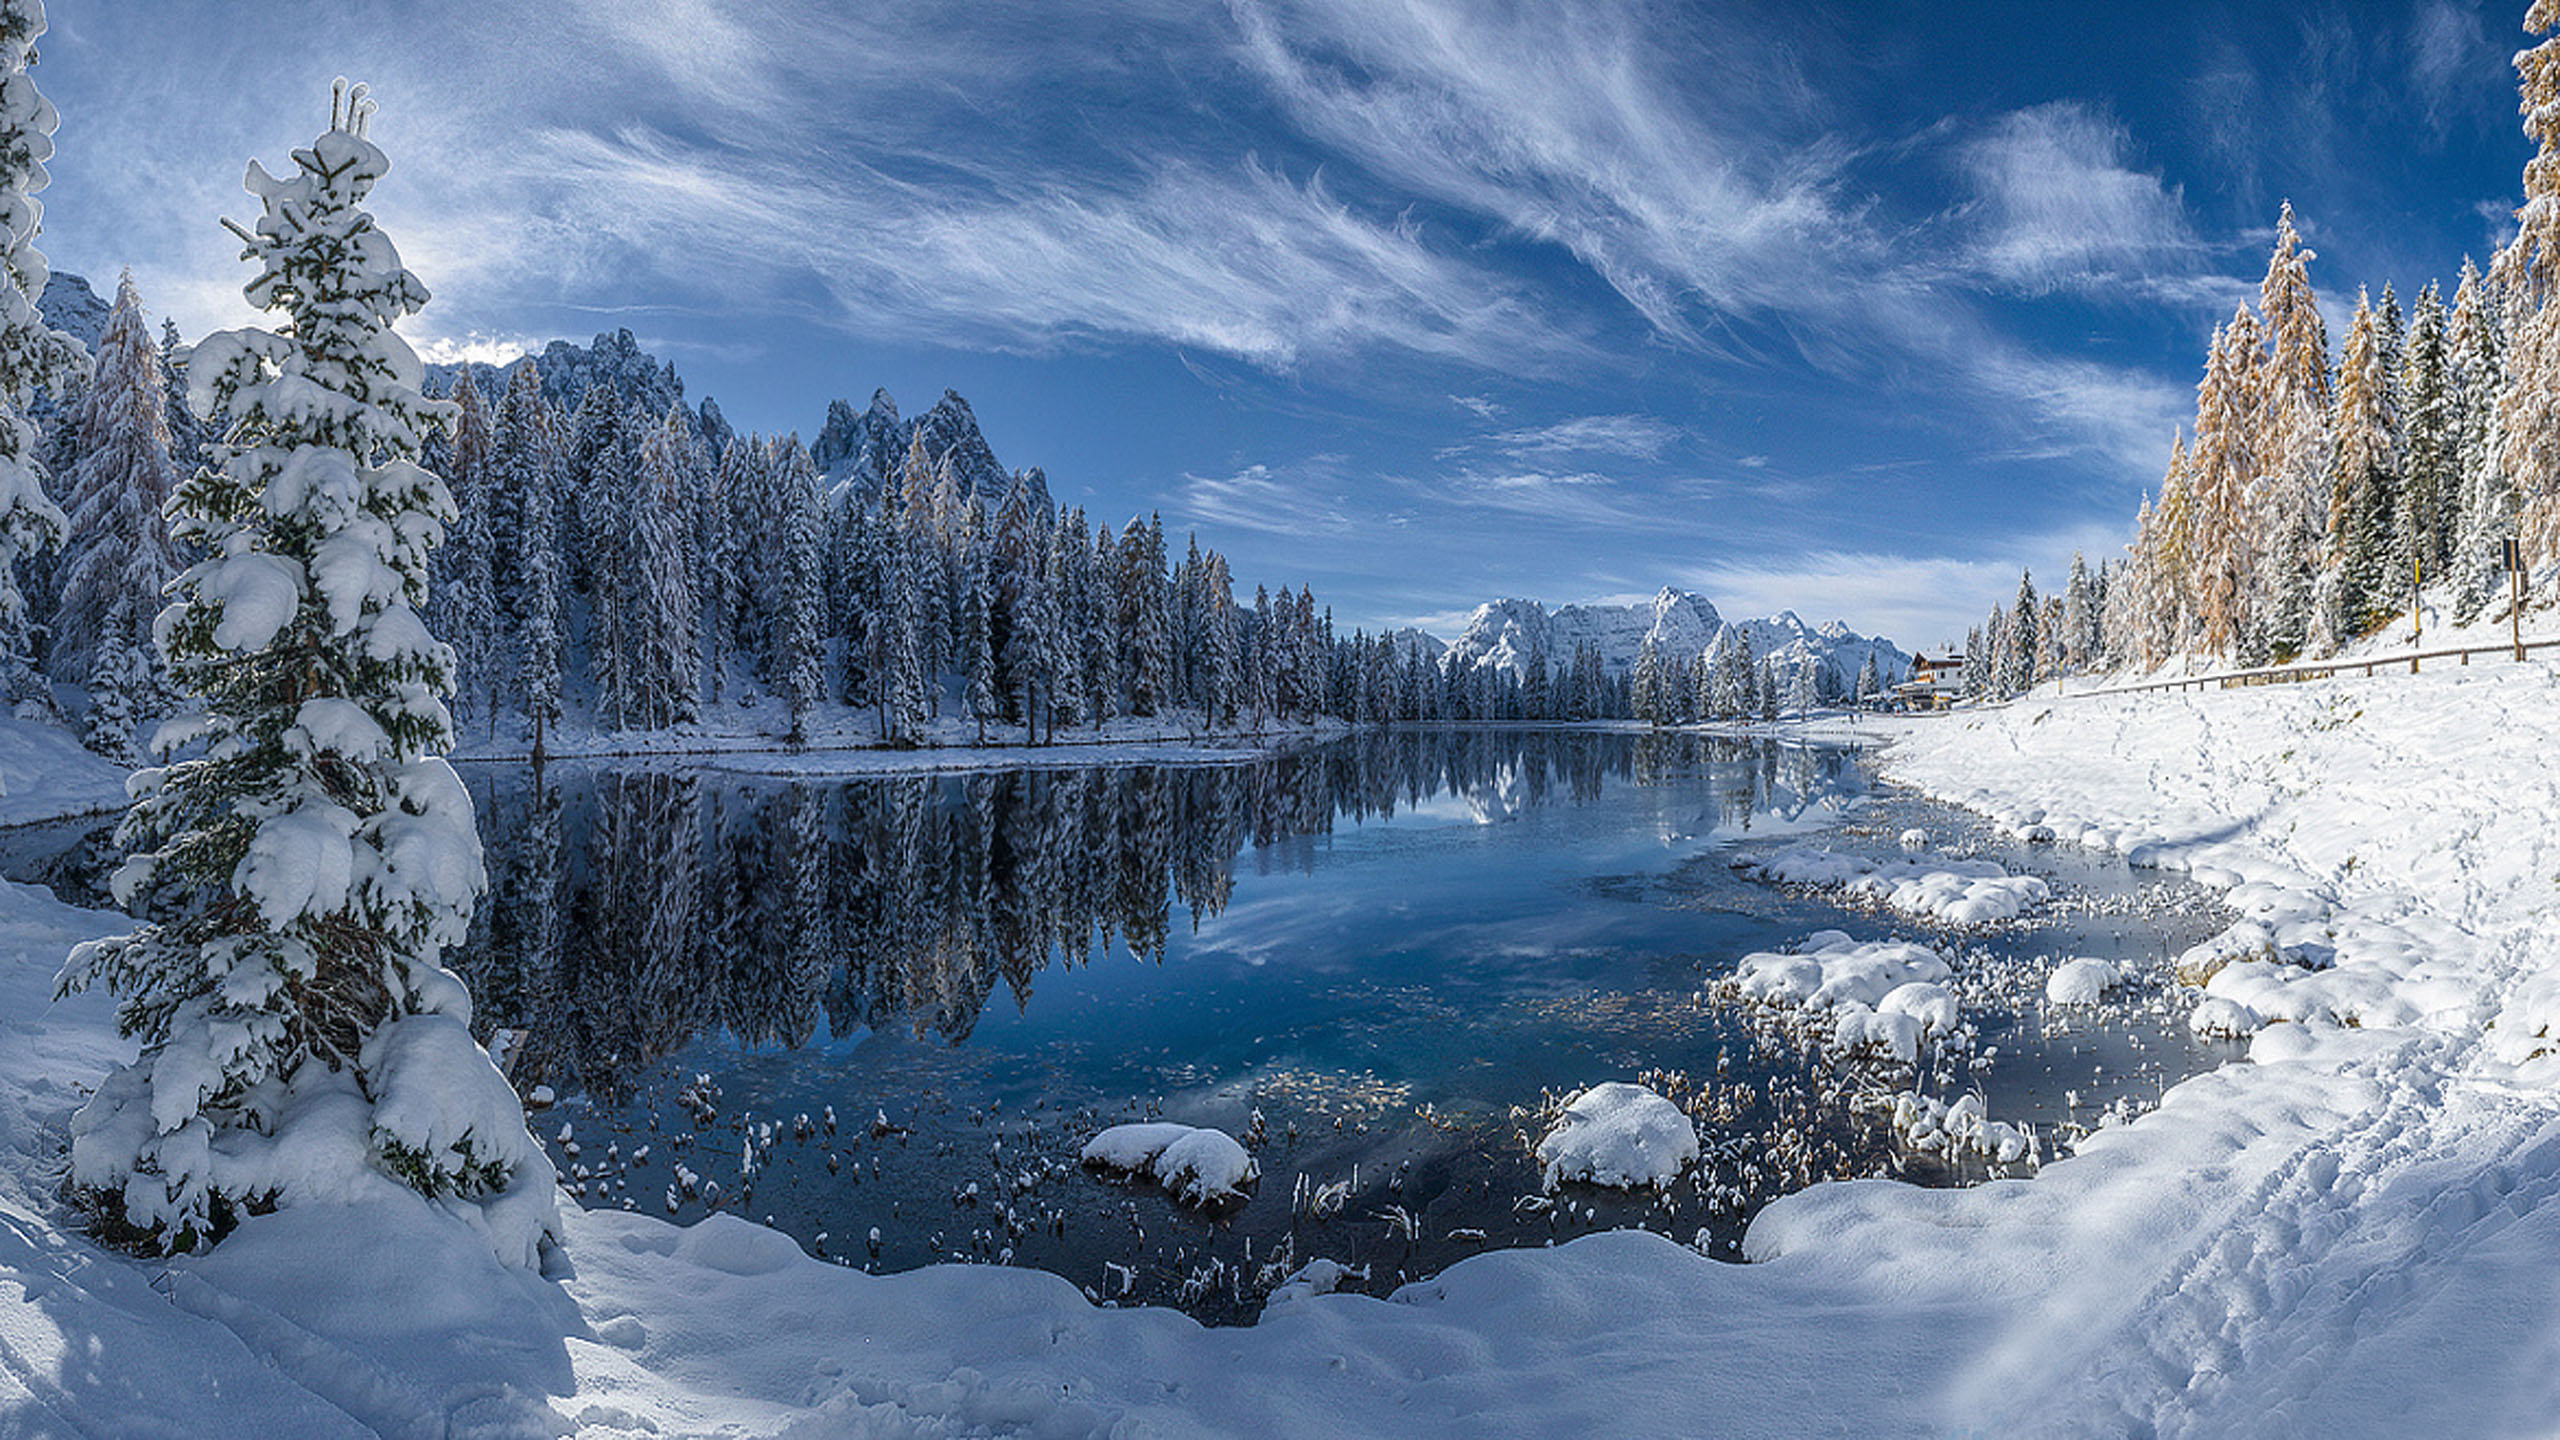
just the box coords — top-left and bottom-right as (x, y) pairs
(423, 728), (2238, 1321)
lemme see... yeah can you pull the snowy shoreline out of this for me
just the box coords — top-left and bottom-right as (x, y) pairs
(6, 668), (2560, 1435)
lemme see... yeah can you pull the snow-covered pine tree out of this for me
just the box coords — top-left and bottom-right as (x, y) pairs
(2398, 280), (2457, 589)
(56, 271), (179, 748)
(1242, 580), (1272, 728)
(2328, 289), (2401, 638)
(2060, 552), (2098, 674)
(0, 0), (75, 703)
(1719, 629), (1755, 719)
(2451, 260), (2516, 620)
(562, 379), (619, 596)
(82, 594), (150, 762)
(959, 503), (996, 742)
(2007, 570), (2039, 694)
(626, 402), (699, 731)
(2505, 0), (2560, 569)
(2252, 204), (2333, 662)
(434, 364), (497, 732)
(728, 434), (784, 682)
(842, 483), (888, 713)
(570, 383), (633, 726)
(1121, 515), (1170, 718)
(1035, 510), (1077, 736)
(159, 318), (207, 489)
(883, 502), (927, 743)
(489, 364), (561, 754)
(1089, 522), (1123, 722)
(776, 435), (825, 744)
(2189, 313), (2261, 657)
(1631, 636), (1661, 723)
(1854, 651), (1880, 707)
(697, 431), (742, 706)
(58, 84), (553, 1262)
(825, 473), (868, 703)
(1198, 551), (1239, 728)
(897, 435), (948, 715)
(991, 480), (1044, 731)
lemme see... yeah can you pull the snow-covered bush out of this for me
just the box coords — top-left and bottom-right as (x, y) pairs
(56, 82), (554, 1264)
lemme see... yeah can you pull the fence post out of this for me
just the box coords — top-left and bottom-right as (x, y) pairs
(2511, 537), (2527, 663)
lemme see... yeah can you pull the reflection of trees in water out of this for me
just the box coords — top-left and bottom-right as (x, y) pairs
(452, 730), (1864, 1099)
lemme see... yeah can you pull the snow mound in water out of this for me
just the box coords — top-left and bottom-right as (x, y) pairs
(1731, 930), (1953, 1011)
(2045, 958), (2122, 1006)
(1748, 847), (2049, 924)
(1080, 1122), (1258, 1207)
(1536, 1082), (1699, 1190)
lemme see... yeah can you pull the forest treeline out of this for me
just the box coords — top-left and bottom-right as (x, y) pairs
(1958, 6), (2560, 699)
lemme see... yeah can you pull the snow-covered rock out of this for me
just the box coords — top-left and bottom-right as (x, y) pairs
(1534, 1082), (1699, 1190)
(2188, 994), (2265, 1038)
(1080, 1122), (1258, 1207)
(1747, 847), (2050, 924)
(2045, 958), (2121, 1006)
(1730, 930), (1954, 1011)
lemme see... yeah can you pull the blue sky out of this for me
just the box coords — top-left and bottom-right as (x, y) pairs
(26, 0), (2540, 649)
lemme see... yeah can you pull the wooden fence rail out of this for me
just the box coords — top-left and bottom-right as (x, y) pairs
(2072, 633), (2560, 698)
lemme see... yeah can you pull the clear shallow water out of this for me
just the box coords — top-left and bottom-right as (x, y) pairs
(1, 729), (2237, 1322)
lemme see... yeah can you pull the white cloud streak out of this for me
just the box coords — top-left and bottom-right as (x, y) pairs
(1956, 102), (2234, 307)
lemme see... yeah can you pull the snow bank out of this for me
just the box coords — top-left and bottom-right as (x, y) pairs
(1534, 1081), (1700, 1190)
(1079, 1122), (1259, 1207)
(1747, 846), (2050, 923)
(0, 710), (129, 823)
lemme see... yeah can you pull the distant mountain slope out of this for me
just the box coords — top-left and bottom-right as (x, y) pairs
(1443, 587), (1909, 694)
(423, 329), (1049, 516)
(42, 271), (106, 357)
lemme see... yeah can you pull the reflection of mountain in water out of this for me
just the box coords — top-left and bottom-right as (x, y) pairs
(455, 731), (1866, 1101)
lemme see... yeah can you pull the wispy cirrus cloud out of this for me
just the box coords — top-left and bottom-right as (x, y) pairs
(1230, 0), (1851, 348)
(1175, 457), (1371, 538)
(524, 126), (1580, 373)
(1489, 414), (1681, 463)
(1954, 102), (2240, 309)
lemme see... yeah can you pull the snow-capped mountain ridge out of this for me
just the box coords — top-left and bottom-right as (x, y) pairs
(1443, 587), (1909, 694)
(812, 386), (1051, 514)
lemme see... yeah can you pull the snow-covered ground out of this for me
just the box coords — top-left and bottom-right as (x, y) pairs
(7, 658), (2560, 1436)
